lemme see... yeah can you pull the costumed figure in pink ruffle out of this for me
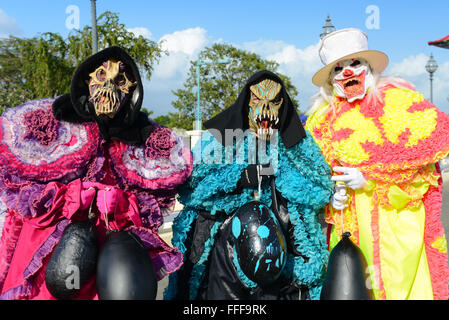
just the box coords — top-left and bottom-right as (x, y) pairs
(0, 46), (192, 300)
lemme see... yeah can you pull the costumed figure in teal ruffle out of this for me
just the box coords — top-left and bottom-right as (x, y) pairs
(164, 70), (334, 300)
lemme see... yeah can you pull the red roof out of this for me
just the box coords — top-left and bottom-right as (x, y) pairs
(428, 35), (449, 49)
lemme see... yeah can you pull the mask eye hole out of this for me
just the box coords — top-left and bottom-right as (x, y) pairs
(272, 94), (282, 105)
(350, 60), (361, 67)
(96, 69), (106, 82)
(251, 93), (260, 104)
(334, 66), (343, 73)
(115, 74), (126, 86)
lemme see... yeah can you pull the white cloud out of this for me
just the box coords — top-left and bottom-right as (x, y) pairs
(159, 27), (208, 55)
(387, 53), (429, 78)
(127, 27), (153, 40)
(241, 39), (323, 110)
(154, 27), (209, 81)
(241, 40), (322, 75)
(0, 9), (22, 38)
(143, 27), (211, 115)
(386, 54), (449, 114)
(241, 39), (289, 57)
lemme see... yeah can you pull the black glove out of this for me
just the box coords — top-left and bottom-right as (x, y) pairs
(237, 164), (273, 189)
(238, 164), (259, 188)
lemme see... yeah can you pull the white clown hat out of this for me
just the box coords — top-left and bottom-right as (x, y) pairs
(312, 28), (389, 87)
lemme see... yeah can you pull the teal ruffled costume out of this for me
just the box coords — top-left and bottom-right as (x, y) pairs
(164, 129), (333, 300)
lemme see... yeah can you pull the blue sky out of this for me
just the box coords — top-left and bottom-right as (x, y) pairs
(1, 0), (449, 116)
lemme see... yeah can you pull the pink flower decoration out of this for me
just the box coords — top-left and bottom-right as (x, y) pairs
(22, 108), (60, 146)
(145, 126), (176, 159)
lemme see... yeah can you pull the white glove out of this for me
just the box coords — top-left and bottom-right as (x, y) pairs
(331, 166), (366, 190)
(331, 183), (348, 210)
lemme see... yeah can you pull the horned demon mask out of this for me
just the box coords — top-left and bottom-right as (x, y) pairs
(331, 58), (375, 103)
(248, 78), (283, 140)
(88, 59), (137, 118)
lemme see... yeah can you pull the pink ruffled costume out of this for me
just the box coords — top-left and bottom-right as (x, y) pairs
(0, 98), (193, 299)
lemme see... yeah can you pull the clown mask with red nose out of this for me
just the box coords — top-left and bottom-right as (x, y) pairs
(331, 58), (375, 102)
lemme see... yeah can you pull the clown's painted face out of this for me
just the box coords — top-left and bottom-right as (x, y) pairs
(88, 59), (137, 118)
(248, 78), (283, 140)
(331, 58), (374, 102)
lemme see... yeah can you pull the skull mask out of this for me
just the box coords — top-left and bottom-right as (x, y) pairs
(88, 59), (137, 118)
(248, 78), (283, 140)
(331, 58), (375, 103)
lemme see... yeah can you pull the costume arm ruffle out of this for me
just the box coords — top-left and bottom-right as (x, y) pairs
(0, 172), (59, 219)
(276, 131), (334, 211)
(108, 124), (193, 191)
(178, 131), (253, 215)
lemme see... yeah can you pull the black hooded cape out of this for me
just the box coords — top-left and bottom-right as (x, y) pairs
(52, 46), (153, 145)
(204, 70), (306, 148)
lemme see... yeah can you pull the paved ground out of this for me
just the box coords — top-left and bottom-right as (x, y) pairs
(155, 172), (449, 300)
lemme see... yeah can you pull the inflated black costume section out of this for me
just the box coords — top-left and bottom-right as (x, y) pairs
(204, 70), (306, 149)
(205, 210), (304, 300)
(232, 201), (287, 285)
(320, 232), (373, 300)
(52, 46), (153, 145)
(96, 231), (157, 300)
(45, 220), (98, 300)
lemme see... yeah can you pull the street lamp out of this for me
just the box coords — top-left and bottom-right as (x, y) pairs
(320, 15), (336, 39)
(425, 53), (438, 104)
(91, 0), (98, 54)
(195, 54), (231, 130)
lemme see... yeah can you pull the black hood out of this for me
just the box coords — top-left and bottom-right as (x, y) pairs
(203, 70), (306, 148)
(52, 46), (152, 145)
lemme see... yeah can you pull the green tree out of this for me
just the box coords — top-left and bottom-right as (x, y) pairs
(151, 112), (193, 129)
(0, 11), (164, 112)
(170, 43), (299, 130)
(66, 11), (163, 80)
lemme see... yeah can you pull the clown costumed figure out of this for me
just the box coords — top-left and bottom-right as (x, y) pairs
(305, 28), (449, 300)
(164, 70), (334, 300)
(0, 46), (192, 300)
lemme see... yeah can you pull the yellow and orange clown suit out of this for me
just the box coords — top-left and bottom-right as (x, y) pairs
(306, 83), (449, 300)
